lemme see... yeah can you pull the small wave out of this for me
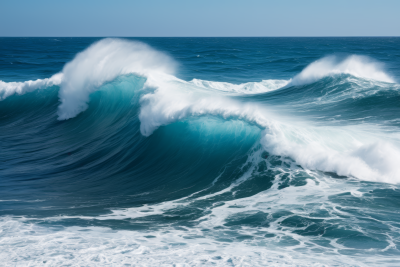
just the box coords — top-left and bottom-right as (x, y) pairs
(290, 55), (395, 86)
(0, 73), (62, 100)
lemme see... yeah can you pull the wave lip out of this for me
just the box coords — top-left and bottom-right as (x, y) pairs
(56, 38), (176, 120)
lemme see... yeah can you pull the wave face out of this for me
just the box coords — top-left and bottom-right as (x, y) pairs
(1, 37), (400, 266)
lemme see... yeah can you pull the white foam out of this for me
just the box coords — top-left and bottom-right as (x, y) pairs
(0, 169), (394, 266)
(189, 78), (289, 94)
(290, 55), (395, 86)
(139, 75), (400, 183)
(0, 216), (344, 266)
(0, 73), (63, 100)
(0, 140), (397, 265)
(260, 124), (400, 183)
(56, 38), (176, 120)
(2, 41), (399, 183)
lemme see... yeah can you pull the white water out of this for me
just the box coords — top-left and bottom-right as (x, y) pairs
(290, 55), (395, 86)
(0, 158), (397, 266)
(2, 38), (400, 184)
(0, 73), (62, 100)
(56, 38), (176, 120)
(139, 71), (400, 183)
(189, 78), (289, 94)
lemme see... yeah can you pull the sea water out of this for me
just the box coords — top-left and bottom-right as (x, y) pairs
(1, 37), (400, 266)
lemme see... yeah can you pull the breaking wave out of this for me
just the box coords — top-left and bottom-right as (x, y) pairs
(1, 38), (400, 185)
(2, 37), (400, 266)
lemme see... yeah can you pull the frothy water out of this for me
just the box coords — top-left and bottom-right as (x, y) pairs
(290, 55), (395, 86)
(1, 37), (400, 266)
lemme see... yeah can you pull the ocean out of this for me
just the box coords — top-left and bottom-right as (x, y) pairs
(1, 37), (400, 266)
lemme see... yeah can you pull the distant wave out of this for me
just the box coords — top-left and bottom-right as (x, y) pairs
(289, 55), (395, 86)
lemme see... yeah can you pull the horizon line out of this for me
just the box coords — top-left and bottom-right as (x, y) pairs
(1, 36), (400, 38)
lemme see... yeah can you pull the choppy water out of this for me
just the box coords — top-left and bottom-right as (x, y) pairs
(1, 37), (400, 266)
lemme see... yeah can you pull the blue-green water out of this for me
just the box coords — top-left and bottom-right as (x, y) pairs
(1, 37), (400, 266)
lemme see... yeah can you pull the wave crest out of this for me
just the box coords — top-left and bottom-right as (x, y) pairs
(57, 38), (176, 120)
(189, 79), (289, 94)
(2, 39), (400, 184)
(290, 55), (395, 86)
(0, 74), (62, 100)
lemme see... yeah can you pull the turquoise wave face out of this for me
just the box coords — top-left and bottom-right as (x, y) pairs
(1, 37), (400, 266)
(0, 75), (262, 215)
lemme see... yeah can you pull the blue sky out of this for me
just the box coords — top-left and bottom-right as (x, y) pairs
(1, 0), (399, 36)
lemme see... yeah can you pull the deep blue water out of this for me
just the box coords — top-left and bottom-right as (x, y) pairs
(1, 37), (400, 266)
